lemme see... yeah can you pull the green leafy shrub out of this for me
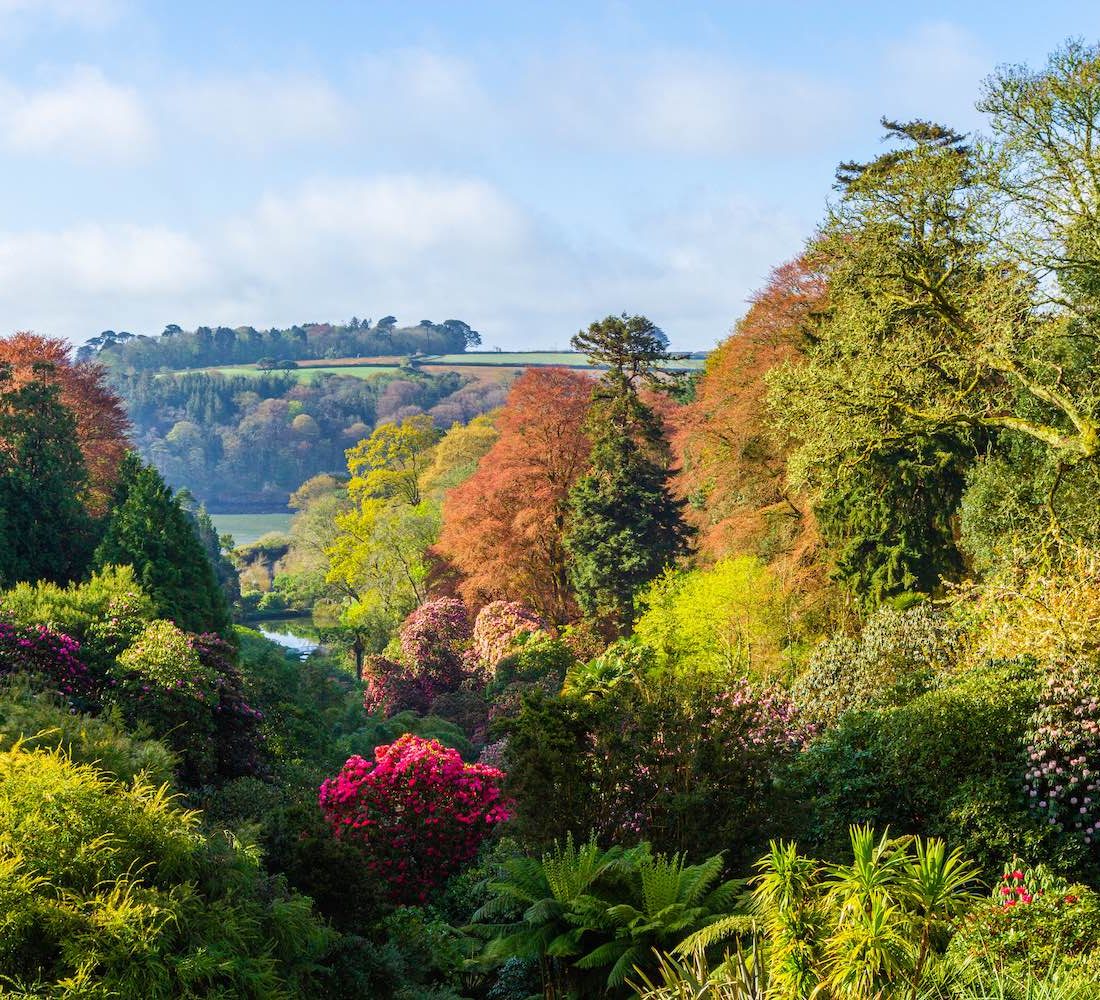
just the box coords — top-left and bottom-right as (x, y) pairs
(949, 861), (1100, 980)
(791, 603), (962, 727)
(786, 660), (1081, 873)
(114, 621), (264, 785)
(0, 566), (155, 683)
(0, 677), (175, 785)
(0, 742), (332, 998)
(488, 632), (574, 697)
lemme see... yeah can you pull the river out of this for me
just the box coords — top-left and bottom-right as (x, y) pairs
(253, 616), (321, 658)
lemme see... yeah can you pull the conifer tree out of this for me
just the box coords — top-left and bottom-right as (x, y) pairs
(93, 453), (230, 634)
(0, 362), (95, 586)
(565, 314), (691, 628)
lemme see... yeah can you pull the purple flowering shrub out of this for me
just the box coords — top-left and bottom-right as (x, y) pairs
(191, 632), (265, 779)
(365, 599), (488, 727)
(503, 674), (815, 859)
(362, 655), (432, 718)
(1025, 664), (1100, 851)
(398, 598), (473, 700)
(0, 620), (92, 703)
(471, 601), (545, 679)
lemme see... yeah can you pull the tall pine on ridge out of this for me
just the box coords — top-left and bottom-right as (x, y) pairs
(565, 314), (691, 629)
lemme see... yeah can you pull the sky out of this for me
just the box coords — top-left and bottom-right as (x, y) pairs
(1, 2), (1100, 351)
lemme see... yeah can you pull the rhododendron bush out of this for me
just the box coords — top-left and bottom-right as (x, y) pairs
(318, 734), (511, 902)
(1025, 663), (1100, 850)
(471, 600), (545, 675)
(0, 619), (91, 701)
(398, 597), (472, 700)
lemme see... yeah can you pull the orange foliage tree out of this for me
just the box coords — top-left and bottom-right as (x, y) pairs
(437, 367), (592, 624)
(673, 256), (826, 587)
(0, 333), (129, 512)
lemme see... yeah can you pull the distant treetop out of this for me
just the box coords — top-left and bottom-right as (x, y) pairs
(79, 316), (482, 372)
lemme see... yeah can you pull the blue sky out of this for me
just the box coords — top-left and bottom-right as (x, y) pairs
(1, 1), (1099, 350)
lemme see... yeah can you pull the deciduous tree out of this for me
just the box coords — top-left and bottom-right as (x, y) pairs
(438, 368), (592, 623)
(673, 257), (825, 587)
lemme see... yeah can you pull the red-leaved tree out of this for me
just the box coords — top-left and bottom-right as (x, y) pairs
(318, 734), (511, 902)
(0, 333), (129, 513)
(437, 367), (592, 623)
(672, 256), (826, 588)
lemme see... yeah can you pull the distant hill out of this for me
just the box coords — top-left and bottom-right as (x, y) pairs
(78, 317), (481, 373)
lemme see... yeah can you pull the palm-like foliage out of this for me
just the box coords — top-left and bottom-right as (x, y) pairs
(578, 852), (742, 988)
(748, 840), (828, 1000)
(471, 833), (634, 993)
(470, 835), (744, 997)
(744, 828), (981, 1000)
(629, 938), (769, 1000)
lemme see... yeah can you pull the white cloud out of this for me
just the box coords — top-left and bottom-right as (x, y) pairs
(525, 50), (853, 156)
(0, 67), (152, 162)
(877, 21), (990, 131)
(0, 173), (809, 350)
(0, 223), (209, 298)
(166, 74), (350, 148)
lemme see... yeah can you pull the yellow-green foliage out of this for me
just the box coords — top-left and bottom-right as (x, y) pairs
(118, 620), (216, 694)
(0, 566), (155, 676)
(0, 565), (154, 632)
(634, 557), (795, 678)
(0, 677), (175, 785)
(0, 742), (330, 998)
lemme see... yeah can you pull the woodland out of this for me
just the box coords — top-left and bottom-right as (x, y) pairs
(4, 39), (1100, 1000)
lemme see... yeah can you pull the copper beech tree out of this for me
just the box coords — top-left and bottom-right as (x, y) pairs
(0, 333), (129, 513)
(673, 256), (826, 589)
(437, 367), (592, 624)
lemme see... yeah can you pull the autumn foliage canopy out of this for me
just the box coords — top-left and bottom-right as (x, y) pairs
(674, 257), (826, 584)
(438, 367), (593, 623)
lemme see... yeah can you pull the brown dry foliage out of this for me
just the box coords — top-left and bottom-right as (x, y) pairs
(436, 367), (593, 624)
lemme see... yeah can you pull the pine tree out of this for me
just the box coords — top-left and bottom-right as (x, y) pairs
(565, 315), (691, 628)
(0, 362), (95, 586)
(93, 453), (230, 634)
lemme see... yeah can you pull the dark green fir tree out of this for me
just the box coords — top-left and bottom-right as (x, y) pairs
(0, 362), (95, 587)
(93, 453), (230, 634)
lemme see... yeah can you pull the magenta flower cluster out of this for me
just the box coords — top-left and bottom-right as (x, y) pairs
(0, 619), (91, 700)
(318, 733), (511, 903)
(1025, 666), (1100, 847)
(713, 678), (818, 752)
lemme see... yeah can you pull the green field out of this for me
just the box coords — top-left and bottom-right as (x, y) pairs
(423, 352), (706, 370)
(210, 512), (293, 547)
(191, 365), (402, 381)
(163, 354), (706, 381)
